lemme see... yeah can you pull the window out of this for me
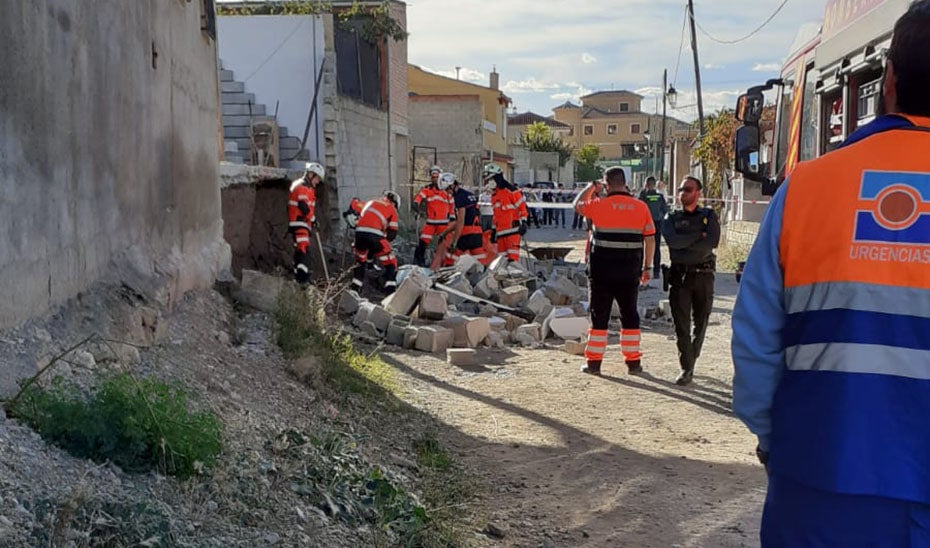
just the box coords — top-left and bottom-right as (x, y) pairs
(621, 144), (637, 158)
(607, 124), (617, 135)
(619, 103), (629, 112)
(856, 74), (882, 130)
(799, 63), (819, 162)
(584, 125), (593, 136)
(774, 77), (793, 176)
(334, 19), (384, 109)
(631, 123), (641, 134)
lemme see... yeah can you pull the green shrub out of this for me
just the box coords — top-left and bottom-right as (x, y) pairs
(276, 285), (395, 398)
(7, 373), (222, 479)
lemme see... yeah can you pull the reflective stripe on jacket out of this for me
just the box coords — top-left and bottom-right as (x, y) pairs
(415, 185), (454, 225)
(357, 197), (399, 238)
(288, 179), (316, 232)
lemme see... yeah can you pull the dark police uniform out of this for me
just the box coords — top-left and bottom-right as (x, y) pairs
(639, 189), (669, 278)
(661, 207), (720, 383)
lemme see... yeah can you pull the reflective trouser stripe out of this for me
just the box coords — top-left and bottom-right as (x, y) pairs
(585, 329), (608, 360)
(621, 329), (642, 361)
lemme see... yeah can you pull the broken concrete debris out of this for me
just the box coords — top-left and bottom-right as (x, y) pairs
(339, 255), (604, 353)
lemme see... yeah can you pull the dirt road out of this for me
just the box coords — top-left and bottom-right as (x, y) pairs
(381, 228), (766, 547)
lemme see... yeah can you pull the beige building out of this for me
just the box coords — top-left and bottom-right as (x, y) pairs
(552, 91), (693, 178)
(408, 65), (512, 168)
(507, 111), (572, 145)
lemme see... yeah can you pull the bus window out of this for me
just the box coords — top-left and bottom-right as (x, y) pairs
(799, 64), (819, 162)
(822, 92), (843, 154)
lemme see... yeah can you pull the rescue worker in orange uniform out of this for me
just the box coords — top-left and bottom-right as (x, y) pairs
(574, 166), (655, 376)
(734, 4), (930, 543)
(287, 162), (324, 286)
(353, 191), (401, 294)
(342, 197), (363, 229)
(413, 165), (454, 267)
(483, 163), (528, 262)
(437, 172), (489, 266)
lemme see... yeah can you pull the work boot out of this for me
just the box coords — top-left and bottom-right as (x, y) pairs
(675, 369), (694, 386)
(626, 360), (643, 375)
(580, 360), (602, 376)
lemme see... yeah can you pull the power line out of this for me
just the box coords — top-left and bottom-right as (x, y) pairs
(672, 3), (688, 84)
(242, 19), (306, 83)
(694, 0), (791, 45)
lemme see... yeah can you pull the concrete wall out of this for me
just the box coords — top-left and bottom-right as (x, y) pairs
(217, 15), (326, 161)
(725, 221), (761, 248)
(409, 95), (483, 189)
(0, 0), (229, 330)
(328, 96), (392, 213)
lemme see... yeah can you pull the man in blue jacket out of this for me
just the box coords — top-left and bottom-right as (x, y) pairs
(733, 2), (930, 544)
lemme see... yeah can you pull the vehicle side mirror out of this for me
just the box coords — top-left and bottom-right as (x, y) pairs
(735, 125), (765, 181)
(736, 90), (765, 125)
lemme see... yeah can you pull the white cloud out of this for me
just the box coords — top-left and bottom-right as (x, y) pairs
(549, 83), (593, 104)
(704, 63), (725, 70)
(428, 66), (486, 83)
(752, 62), (782, 72)
(502, 78), (561, 94)
(581, 52), (597, 65)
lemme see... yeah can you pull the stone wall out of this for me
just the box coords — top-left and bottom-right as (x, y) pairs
(0, 0), (229, 330)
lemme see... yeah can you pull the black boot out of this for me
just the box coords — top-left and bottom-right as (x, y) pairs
(675, 369), (694, 386)
(626, 360), (643, 375)
(580, 360), (602, 376)
(413, 241), (427, 267)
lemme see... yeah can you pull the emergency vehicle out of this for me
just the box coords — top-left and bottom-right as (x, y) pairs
(734, 0), (910, 195)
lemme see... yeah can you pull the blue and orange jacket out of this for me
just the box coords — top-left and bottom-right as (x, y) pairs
(733, 114), (930, 502)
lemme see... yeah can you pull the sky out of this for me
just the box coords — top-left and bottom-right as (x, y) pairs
(405, 0), (828, 122)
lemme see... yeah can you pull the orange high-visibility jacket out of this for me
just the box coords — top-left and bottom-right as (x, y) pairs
(288, 180), (316, 233)
(492, 188), (522, 236)
(414, 185), (454, 225)
(357, 197), (400, 239)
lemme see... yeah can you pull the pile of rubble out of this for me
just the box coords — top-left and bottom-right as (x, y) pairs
(339, 255), (599, 364)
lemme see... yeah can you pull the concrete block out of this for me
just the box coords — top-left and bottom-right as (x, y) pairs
(527, 290), (553, 316)
(549, 317), (591, 340)
(446, 348), (477, 366)
(514, 323), (542, 342)
(543, 276), (582, 306)
(562, 340), (587, 356)
(368, 305), (393, 333)
(339, 290), (362, 315)
(453, 254), (482, 276)
(415, 326), (455, 353)
(360, 321), (382, 339)
(442, 316), (491, 348)
(501, 313), (527, 333)
(473, 274), (499, 300)
(403, 326), (420, 349)
(353, 301), (377, 327)
(417, 290), (448, 321)
(541, 307), (576, 340)
(385, 317), (411, 346)
(383, 275), (428, 316)
(238, 270), (284, 313)
(485, 331), (507, 348)
(498, 285), (529, 308)
(487, 316), (508, 331)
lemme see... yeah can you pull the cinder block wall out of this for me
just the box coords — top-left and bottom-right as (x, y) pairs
(0, 0), (229, 329)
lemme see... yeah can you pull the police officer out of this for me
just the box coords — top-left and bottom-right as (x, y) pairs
(574, 166), (655, 376)
(287, 162), (324, 286)
(733, 3), (930, 544)
(639, 176), (668, 282)
(661, 175), (720, 386)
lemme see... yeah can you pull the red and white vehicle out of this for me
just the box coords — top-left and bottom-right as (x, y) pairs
(734, 0), (910, 195)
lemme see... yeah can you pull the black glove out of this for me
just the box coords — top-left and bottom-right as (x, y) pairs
(518, 220), (528, 236)
(298, 202), (311, 216)
(490, 229), (497, 244)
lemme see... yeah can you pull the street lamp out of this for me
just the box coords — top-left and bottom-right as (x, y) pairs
(666, 85), (678, 109)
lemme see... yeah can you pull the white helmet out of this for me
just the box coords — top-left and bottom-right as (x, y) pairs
(482, 163), (502, 182)
(429, 165), (442, 177)
(305, 162), (325, 180)
(384, 190), (401, 210)
(438, 172), (456, 190)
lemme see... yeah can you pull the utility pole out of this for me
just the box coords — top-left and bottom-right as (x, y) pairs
(687, 0), (708, 187)
(660, 68), (668, 181)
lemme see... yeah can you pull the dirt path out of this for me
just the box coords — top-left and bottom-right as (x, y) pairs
(381, 229), (766, 547)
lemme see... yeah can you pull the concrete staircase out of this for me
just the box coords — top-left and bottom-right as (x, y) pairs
(219, 62), (305, 167)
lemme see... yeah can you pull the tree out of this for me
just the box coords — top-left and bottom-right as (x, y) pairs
(575, 144), (602, 182)
(692, 109), (738, 201)
(520, 122), (573, 167)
